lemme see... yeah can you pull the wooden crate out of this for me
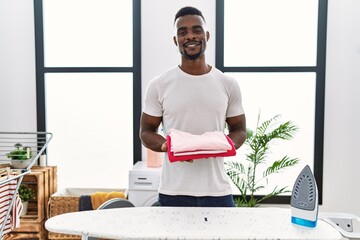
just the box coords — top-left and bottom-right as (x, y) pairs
(32, 166), (57, 218)
(5, 220), (46, 239)
(4, 232), (45, 240)
(22, 171), (45, 222)
(9, 166), (57, 240)
(32, 166), (57, 195)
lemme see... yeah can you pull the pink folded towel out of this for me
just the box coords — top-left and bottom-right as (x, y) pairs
(166, 130), (236, 162)
(169, 129), (232, 152)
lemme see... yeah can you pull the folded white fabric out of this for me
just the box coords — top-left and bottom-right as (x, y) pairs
(173, 149), (228, 156)
(168, 129), (232, 153)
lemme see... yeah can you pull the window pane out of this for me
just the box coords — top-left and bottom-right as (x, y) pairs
(224, 0), (318, 67)
(45, 73), (133, 189)
(43, 0), (133, 67)
(225, 72), (316, 195)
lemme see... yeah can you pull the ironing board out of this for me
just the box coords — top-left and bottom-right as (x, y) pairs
(45, 207), (343, 240)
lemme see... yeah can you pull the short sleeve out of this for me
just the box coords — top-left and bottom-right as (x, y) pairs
(143, 78), (163, 117)
(226, 78), (245, 118)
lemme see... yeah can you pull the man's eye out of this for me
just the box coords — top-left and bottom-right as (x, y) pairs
(178, 31), (186, 36)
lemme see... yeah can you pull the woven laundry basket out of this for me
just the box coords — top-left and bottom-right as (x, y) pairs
(48, 188), (127, 239)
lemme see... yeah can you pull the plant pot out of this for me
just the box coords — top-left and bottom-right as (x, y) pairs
(21, 201), (28, 216)
(11, 159), (32, 169)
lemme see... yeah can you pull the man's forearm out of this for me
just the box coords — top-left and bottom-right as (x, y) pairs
(140, 131), (167, 152)
(227, 130), (246, 149)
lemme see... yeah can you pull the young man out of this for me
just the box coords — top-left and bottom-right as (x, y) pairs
(140, 6), (246, 207)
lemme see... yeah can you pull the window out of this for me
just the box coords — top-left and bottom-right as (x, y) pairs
(34, 0), (141, 189)
(216, 0), (328, 203)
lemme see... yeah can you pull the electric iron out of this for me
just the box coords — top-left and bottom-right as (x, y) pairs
(291, 165), (319, 228)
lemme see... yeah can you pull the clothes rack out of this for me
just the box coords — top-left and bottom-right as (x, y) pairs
(0, 132), (52, 237)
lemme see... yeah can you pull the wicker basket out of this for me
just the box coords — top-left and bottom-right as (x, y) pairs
(48, 188), (126, 240)
(47, 191), (81, 239)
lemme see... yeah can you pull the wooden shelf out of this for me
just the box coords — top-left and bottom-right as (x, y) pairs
(6, 166), (57, 240)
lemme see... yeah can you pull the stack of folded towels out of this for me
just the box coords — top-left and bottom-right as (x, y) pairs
(166, 129), (236, 162)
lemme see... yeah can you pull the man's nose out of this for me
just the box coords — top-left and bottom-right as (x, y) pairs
(186, 34), (196, 40)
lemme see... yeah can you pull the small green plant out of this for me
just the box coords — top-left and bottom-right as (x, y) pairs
(6, 143), (32, 160)
(225, 114), (299, 207)
(19, 184), (35, 202)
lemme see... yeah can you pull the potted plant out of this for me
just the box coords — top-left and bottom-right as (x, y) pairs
(6, 143), (33, 169)
(225, 114), (300, 207)
(18, 184), (35, 216)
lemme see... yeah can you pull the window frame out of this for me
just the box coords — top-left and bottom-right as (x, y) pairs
(215, 0), (328, 204)
(33, 0), (142, 164)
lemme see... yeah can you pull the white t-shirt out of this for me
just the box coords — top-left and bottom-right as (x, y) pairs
(143, 66), (244, 196)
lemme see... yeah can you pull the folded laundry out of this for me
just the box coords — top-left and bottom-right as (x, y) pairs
(78, 195), (93, 211)
(168, 129), (232, 153)
(90, 191), (126, 210)
(173, 149), (228, 156)
(166, 134), (236, 162)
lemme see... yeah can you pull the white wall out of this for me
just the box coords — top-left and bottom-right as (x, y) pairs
(320, 0), (360, 215)
(0, 0), (37, 132)
(1, 0), (359, 216)
(141, 0), (216, 99)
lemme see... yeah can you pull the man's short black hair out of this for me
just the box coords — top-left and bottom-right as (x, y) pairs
(174, 6), (206, 24)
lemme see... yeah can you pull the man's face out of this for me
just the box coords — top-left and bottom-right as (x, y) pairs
(174, 15), (209, 61)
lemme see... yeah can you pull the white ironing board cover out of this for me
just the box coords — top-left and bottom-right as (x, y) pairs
(45, 207), (342, 240)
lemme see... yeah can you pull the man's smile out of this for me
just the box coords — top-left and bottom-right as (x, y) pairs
(184, 41), (201, 48)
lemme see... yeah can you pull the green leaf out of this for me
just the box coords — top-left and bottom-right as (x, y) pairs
(6, 143), (32, 160)
(258, 186), (291, 202)
(263, 156), (300, 177)
(19, 184), (35, 202)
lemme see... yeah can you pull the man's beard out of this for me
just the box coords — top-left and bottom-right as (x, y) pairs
(181, 46), (205, 61)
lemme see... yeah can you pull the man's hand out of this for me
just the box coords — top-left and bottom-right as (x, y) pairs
(160, 141), (168, 152)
